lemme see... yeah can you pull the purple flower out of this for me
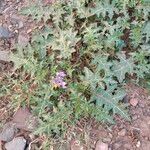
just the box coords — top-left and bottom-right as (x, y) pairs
(52, 71), (67, 89)
(56, 71), (66, 78)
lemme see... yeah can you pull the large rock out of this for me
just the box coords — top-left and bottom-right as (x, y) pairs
(12, 107), (38, 131)
(5, 137), (26, 150)
(0, 123), (17, 142)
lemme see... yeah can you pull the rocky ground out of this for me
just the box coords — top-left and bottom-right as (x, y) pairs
(0, 1), (150, 150)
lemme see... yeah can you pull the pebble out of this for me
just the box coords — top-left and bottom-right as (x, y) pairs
(5, 137), (26, 150)
(108, 133), (113, 138)
(132, 115), (138, 121)
(113, 143), (121, 149)
(70, 140), (84, 150)
(0, 26), (12, 39)
(103, 137), (112, 143)
(95, 140), (108, 150)
(18, 32), (29, 47)
(11, 15), (24, 29)
(139, 103), (145, 108)
(130, 98), (138, 107)
(0, 51), (10, 62)
(124, 143), (132, 149)
(118, 129), (126, 136)
(136, 141), (141, 148)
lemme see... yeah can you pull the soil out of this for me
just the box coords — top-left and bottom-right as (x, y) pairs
(0, 1), (150, 150)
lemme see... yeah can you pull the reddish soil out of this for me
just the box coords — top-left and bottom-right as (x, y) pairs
(0, 1), (150, 150)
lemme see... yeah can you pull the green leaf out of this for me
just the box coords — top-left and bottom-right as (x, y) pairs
(130, 24), (142, 47)
(51, 28), (80, 59)
(90, 0), (118, 19)
(112, 52), (135, 82)
(143, 21), (150, 43)
(82, 67), (100, 89)
(91, 85), (130, 121)
(92, 54), (117, 86)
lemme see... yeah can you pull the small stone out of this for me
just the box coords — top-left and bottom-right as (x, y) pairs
(18, 21), (24, 29)
(18, 32), (29, 47)
(124, 143), (132, 149)
(122, 95), (130, 103)
(147, 120), (150, 125)
(130, 98), (138, 107)
(108, 133), (113, 138)
(144, 136), (148, 140)
(118, 129), (126, 136)
(70, 140), (84, 150)
(10, 15), (24, 29)
(15, 30), (18, 33)
(132, 115), (138, 121)
(103, 137), (111, 143)
(139, 103), (145, 108)
(5, 137), (26, 150)
(0, 123), (17, 142)
(0, 26), (12, 39)
(95, 140), (108, 150)
(27, 29), (32, 34)
(113, 143), (121, 149)
(136, 141), (141, 148)
(0, 51), (10, 62)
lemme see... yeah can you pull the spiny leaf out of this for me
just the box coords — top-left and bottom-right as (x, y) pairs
(112, 52), (135, 82)
(142, 21), (150, 43)
(51, 28), (80, 59)
(90, 0), (118, 19)
(91, 85), (130, 121)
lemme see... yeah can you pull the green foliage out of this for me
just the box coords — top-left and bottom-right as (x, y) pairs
(90, 0), (118, 19)
(1, 0), (150, 147)
(91, 85), (129, 120)
(112, 52), (135, 82)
